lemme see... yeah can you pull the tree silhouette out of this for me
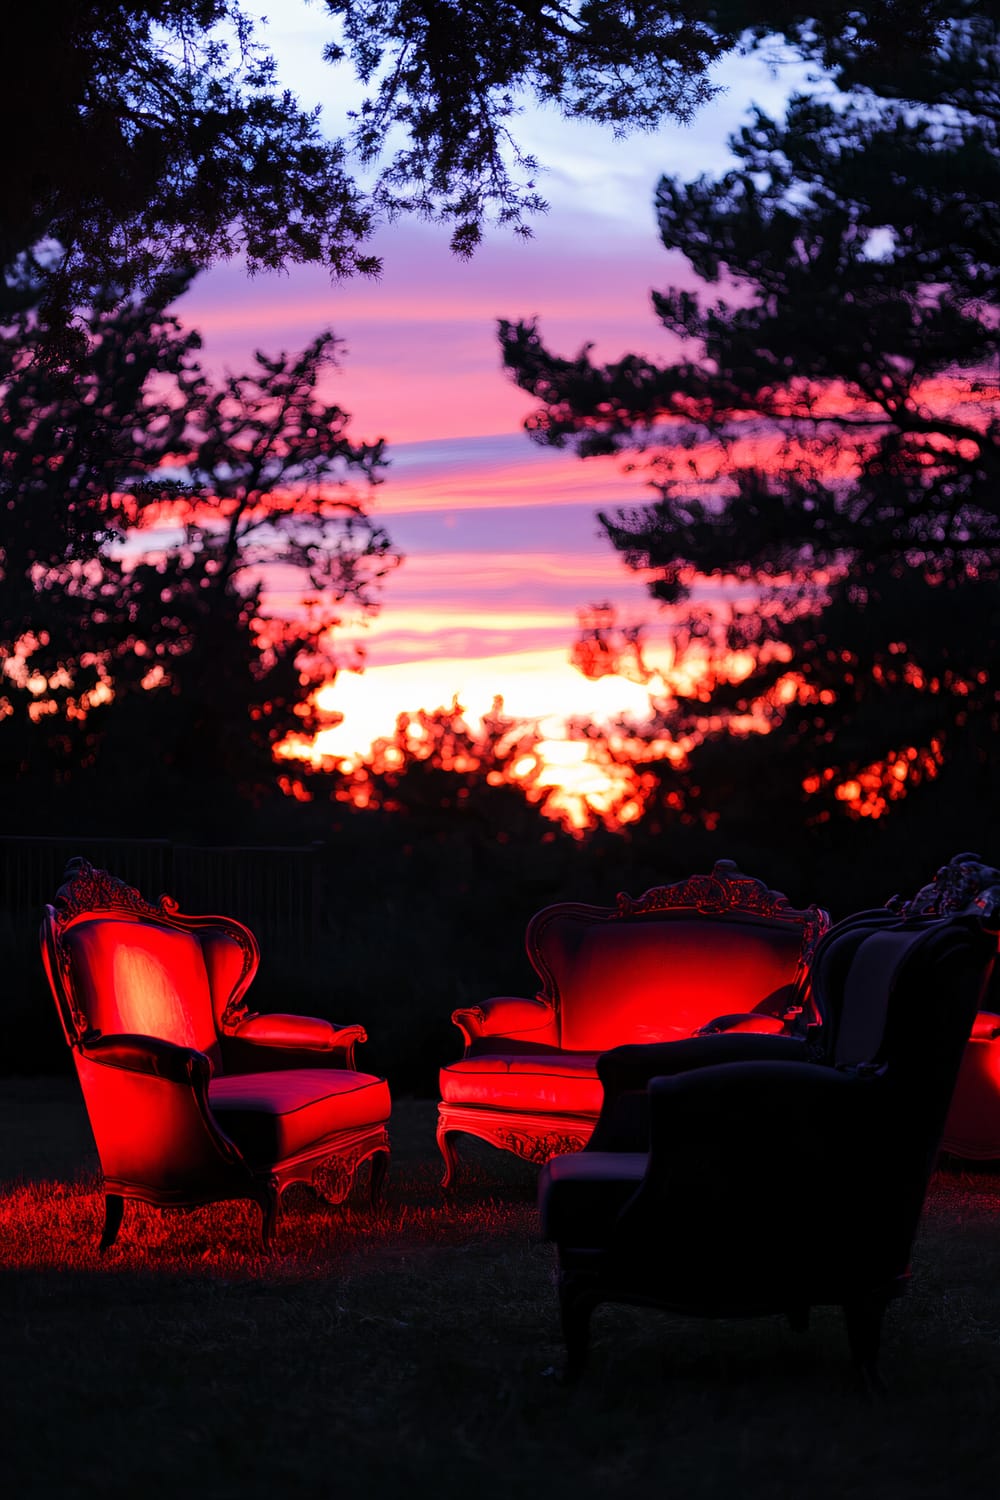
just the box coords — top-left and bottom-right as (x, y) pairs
(500, 10), (1000, 838)
(316, 697), (558, 832)
(2, 0), (955, 314)
(326, 0), (965, 252)
(1, 2), (378, 324)
(0, 278), (398, 830)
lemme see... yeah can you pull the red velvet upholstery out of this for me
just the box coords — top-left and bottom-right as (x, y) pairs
(201, 927), (257, 1036)
(451, 996), (559, 1047)
(232, 1012), (358, 1052)
(941, 1021), (1000, 1159)
(41, 860), (391, 1248)
(437, 861), (828, 1186)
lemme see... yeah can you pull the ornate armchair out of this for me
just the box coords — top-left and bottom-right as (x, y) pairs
(538, 907), (997, 1385)
(438, 861), (828, 1185)
(40, 860), (391, 1249)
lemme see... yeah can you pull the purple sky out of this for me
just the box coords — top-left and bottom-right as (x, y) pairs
(174, 5), (813, 811)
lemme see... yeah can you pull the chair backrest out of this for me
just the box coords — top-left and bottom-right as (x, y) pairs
(810, 853), (1000, 1063)
(41, 860), (259, 1070)
(893, 852), (1000, 1013)
(526, 860), (829, 1050)
(817, 913), (994, 1096)
(892, 851), (1000, 923)
(826, 915), (995, 1271)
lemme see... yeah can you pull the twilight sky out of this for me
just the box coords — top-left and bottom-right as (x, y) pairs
(176, 3), (813, 812)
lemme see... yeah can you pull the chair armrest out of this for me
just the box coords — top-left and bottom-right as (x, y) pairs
(451, 995), (558, 1050)
(81, 1032), (213, 1086)
(587, 1033), (810, 1152)
(598, 1034), (811, 1095)
(75, 1035), (248, 1184)
(229, 1008), (365, 1068)
(697, 1013), (789, 1036)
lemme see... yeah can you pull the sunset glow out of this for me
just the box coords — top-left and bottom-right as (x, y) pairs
(275, 645), (671, 827)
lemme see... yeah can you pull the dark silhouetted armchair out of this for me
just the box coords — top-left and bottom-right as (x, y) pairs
(538, 909), (996, 1384)
(41, 860), (391, 1248)
(893, 853), (1000, 1161)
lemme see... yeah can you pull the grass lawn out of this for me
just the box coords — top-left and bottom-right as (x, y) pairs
(1, 1078), (999, 1499)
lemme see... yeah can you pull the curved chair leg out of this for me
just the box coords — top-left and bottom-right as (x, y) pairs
(843, 1293), (889, 1393)
(370, 1149), (389, 1209)
(99, 1193), (125, 1251)
(437, 1122), (460, 1191)
(258, 1182), (279, 1251)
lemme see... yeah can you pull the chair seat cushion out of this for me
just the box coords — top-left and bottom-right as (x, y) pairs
(538, 1150), (648, 1243)
(209, 1069), (390, 1164)
(439, 1051), (603, 1114)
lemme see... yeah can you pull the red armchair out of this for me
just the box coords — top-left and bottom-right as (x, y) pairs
(41, 860), (391, 1249)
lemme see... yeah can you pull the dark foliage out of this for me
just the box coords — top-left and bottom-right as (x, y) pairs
(0, 280), (398, 832)
(0, 1), (378, 323)
(501, 7), (1000, 840)
(1, 0), (967, 312)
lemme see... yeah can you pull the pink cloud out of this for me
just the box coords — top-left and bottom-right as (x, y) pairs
(180, 216), (692, 444)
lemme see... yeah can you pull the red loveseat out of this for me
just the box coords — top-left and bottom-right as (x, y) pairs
(437, 860), (828, 1185)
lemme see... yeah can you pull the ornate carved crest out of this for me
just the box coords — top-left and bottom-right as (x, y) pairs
(614, 860), (828, 966)
(51, 858), (180, 924)
(311, 1157), (354, 1204)
(497, 1129), (590, 1165)
(894, 852), (1000, 922)
(617, 859), (806, 922)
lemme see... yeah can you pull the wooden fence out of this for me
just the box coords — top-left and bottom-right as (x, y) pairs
(0, 835), (325, 962)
